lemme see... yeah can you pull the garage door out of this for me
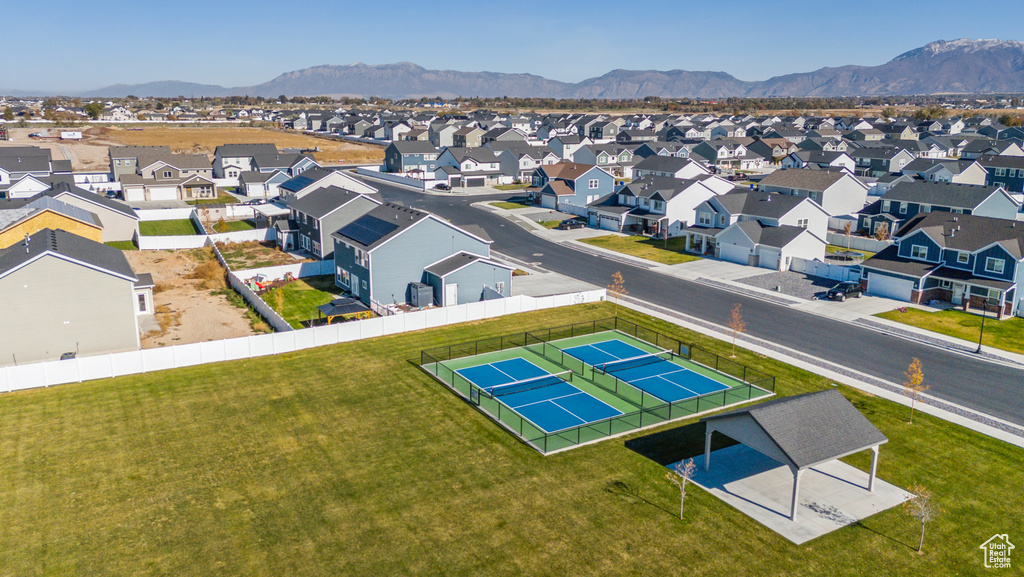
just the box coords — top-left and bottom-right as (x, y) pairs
(759, 248), (781, 270)
(148, 186), (178, 201)
(867, 273), (913, 301)
(719, 243), (750, 265)
(540, 195), (557, 209)
(466, 177), (485, 187)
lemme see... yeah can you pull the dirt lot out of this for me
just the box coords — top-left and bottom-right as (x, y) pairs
(122, 248), (266, 348)
(0, 125), (385, 171)
(215, 240), (312, 271)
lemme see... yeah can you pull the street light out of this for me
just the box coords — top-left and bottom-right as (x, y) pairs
(975, 301), (990, 354)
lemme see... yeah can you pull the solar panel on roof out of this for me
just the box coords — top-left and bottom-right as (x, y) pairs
(340, 215), (400, 247)
(282, 175), (314, 191)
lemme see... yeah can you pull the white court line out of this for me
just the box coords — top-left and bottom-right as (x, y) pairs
(552, 392), (622, 420)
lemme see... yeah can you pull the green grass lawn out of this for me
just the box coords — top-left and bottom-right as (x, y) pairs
(139, 219), (203, 236)
(105, 240), (138, 251)
(490, 200), (533, 210)
(186, 192), (240, 206)
(211, 219), (258, 233)
(261, 275), (341, 328)
(827, 244), (877, 260)
(0, 302), (1019, 575)
(876, 308), (1024, 355)
(493, 183), (530, 191)
(538, 220), (562, 229)
(579, 235), (703, 265)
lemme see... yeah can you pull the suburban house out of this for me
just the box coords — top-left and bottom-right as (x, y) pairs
(857, 181), (1020, 236)
(572, 143), (638, 179)
(683, 191), (829, 270)
(383, 141), (439, 174)
(851, 148), (916, 177)
(331, 203), (510, 308)
(435, 147), (503, 182)
(496, 145), (560, 181)
(634, 141), (692, 159)
(530, 162), (615, 209)
(136, 153), (212, 180)
(481, 127), (526, 145)
(781, 150), (855, 173)
(214, 144), (317, 180)
(277, 167), (378, 203)
(120, 173), (216, 202)
(42, 182), (139, 242)
(0, 228), (151, 365)
(548, 135), (592, 160)
(691, 140), (766, 171)
(758, 168), (870, 216)
(860, 212), (1024, 317)
(284, 185), (381, 259)
(899, 158), (988, 186)
(632, 155), (710, 180)
(961, 139), (1024, 160)
(238, 170), (290, 198)
(586, 175), (725, 236)
(0, 195), (104, 248)
(452, 126), (485, 148)
(977, 154), (1024, 194)
(108, 145), (172, 180)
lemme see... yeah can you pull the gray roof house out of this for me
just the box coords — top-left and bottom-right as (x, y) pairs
(702, 389), (888, 521)
(759, 168), (870, 217)
(0, 228), (151, 365)
(331, 203), (509, 308)
(284, 186), (381, 259)
(43, 181), (140, 242)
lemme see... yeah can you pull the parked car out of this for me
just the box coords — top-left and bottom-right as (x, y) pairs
(557, 218), (586, 230)
(825, 281), (862, 301)
(105, 191), (119, 199)
(434, 183), (451, 191)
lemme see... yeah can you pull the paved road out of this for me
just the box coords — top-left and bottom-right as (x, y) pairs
(367, 180), (1024, 427)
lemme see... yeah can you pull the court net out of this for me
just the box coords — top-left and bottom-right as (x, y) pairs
(487, 370), (574, 398)
(595, 350), (674, 375)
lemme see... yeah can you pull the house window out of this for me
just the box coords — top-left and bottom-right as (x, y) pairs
(138, 294), (147, 312)
(911, 245), (928, 259)
(362, 280), (367, 290)
(995, 167), (1006, 177)
(354, 248), (369, 268)
(162, 171), (172, 178)
(719, 215), (727, 226)
(796, 218), (808, 228)
(882, 200), (891, 212)
(988, 288), (1001, 305)
(337, 267), (350, 286)
(588, 179), (599, 189)
(938, 279), (951, 289)
(653, 201), (664, 211)
(957, 251), (969, 264)
(919, 204), (931, 213)
(698, 212), (712, 226)
(115, 159), (122, 166)
(898, 202), (907, 215)
(312, 241), (320, 255)
(985, 257), (1005, 274)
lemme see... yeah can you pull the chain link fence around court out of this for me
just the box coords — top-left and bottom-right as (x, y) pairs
(421, 317), (776, 454)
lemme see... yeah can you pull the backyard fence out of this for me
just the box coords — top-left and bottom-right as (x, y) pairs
(791, 258), (862, 282)
(825, 233), (891, 253)
(0, 290), (607, 393)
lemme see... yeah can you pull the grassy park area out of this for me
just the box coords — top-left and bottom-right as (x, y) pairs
(579, 235), (703, 265)
(139, 219), (203, 236)
(261, 276), (341, 328)
(0, 302), (1019, 575)
(876, 308), (1024, 355)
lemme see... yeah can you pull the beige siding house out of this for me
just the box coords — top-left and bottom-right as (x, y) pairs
(0, 229), (147, 365)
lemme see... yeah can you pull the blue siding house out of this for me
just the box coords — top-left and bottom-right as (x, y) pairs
(530, 162), (615, 210)
(858, 181), (1020, 236)
(331, 202), (510, 308)
(384, 142), (440, 174)
(861, 212), (1024, 317)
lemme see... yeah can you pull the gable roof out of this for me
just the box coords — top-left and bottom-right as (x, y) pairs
(714, 190), (810, 219)
(734, 220), (811, 248)
(539, 161), (602, 181)
(702, 390), (888, 469)
(44, 181), (138, 219)
(758, 168), (854, 192)
(882, 181), (1002, 209)
(895, 212), (1024, 258)
(0, 228), (137, 282)
(388, 141), (438, 154)
(288, 186), (378, 219)
(424, 251), (512, 277)
(333, 202), (430, 250)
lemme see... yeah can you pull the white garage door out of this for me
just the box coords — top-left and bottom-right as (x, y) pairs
(868, 273), (914, 301)
(148, 186), (178, 201)
(540, 195), (557, 209)
(719, 243), (750, 265)
(759, 248), (781, 270)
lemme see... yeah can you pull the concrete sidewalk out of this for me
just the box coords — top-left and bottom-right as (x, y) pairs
(481, 202), (1024, 367)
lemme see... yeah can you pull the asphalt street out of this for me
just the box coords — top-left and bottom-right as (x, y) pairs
(369, 180), (1024, 427)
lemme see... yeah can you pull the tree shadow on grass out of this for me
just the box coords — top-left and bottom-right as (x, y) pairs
(623, 421), (738, 467)
(603, 479), (678, 518)
(850, 519), (917, 551)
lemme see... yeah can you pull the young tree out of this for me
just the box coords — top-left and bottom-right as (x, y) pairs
(727, 303), (746, 357)
(607, 271), (627, 315)
(904, 484), (939, 553)
(2, 107), (13, 121)
(665, 458), (697, 520)
(903, 357), (928, 424)
(844, 221), (853, 250)
(874, 222), (889, 242)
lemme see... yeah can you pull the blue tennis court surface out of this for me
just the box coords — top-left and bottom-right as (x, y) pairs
(456, 357), (622, 433)
(563, 339), (730, 403)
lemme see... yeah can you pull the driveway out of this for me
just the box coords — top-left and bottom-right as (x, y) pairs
(738, 271), (836, 300)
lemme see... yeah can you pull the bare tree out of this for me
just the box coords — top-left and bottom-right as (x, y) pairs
(904, 484), (939, 553)
(844, 221), (853, 251)
(665, 458), (697, 520)
(903, 358), (928, 424)
(727, 303), (746, 357)
(874, 222), (889, 242)
(607, 271), (627, 315)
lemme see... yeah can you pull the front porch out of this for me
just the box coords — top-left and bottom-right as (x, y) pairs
(624, 209), (668, 237)
(683, 226), (724, 257)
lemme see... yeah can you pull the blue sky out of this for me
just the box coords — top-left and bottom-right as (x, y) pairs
(4, 0), (1024, 93)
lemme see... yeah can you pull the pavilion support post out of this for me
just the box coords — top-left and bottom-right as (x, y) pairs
(868, 445), (880, 493)
(703, 428), (714, 471)
(790, 468), (804, 522)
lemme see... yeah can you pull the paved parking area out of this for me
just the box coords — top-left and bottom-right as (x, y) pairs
(739, 271), (837, 300)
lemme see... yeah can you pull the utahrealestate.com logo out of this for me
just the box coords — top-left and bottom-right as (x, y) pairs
(980, 534), (1014, 569)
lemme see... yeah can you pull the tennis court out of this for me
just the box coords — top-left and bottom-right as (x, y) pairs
(562, 339), (730, 403)
(456, 358), (623, 434)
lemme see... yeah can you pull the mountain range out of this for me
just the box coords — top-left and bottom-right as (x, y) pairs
(10, 39), (1024, 99)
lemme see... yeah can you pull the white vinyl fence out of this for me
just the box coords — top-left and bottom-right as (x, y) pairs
(135, 207), (196, 221)
(0, 290), (606, 393)
(791, 258), (862, 282)
(825, 233), (891, 253)
(233, 260), (334, 282)
(136, 234), (209, 250)
(556, 201), (589, 217)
